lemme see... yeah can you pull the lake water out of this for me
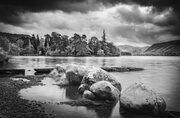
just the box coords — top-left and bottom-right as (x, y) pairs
(1, 56), (180, 118)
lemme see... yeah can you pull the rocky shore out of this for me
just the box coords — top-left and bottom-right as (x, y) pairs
(0, 75), (55, 118)
(0, 64), (179, 118)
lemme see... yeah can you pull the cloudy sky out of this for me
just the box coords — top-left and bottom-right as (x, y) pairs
(0, 0), (179, 46)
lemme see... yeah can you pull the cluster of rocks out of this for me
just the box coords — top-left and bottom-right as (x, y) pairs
(49, 64), (121, 102)
(49, 64), (167, 116)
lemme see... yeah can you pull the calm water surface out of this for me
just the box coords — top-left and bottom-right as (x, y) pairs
(1, 56), (180, 118)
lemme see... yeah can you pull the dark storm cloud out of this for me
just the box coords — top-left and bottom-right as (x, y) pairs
(0, 0), (180, 46)
(0, 0), (179, 25)
(0, 0), (94, 25)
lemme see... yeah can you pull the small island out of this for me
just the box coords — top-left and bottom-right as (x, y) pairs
(0, 30), (120, 60)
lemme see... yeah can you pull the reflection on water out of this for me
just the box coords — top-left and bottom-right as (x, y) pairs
(19, 77), (117, 118)
(4, 56), (180, 117)
(19, 77), (81, 102)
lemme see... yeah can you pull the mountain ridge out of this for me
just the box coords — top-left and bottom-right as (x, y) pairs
(143, 40), (180, 56)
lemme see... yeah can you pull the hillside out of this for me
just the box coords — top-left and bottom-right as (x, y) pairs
(118, 45), (149, 55)
(143, 40), (180, 56)
(0, 32), (30, 43)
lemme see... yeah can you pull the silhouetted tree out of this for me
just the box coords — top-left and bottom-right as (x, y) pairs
(36, 35), (40, 48)
(44, 34), (51, 48)
(102, 29), (106, 43)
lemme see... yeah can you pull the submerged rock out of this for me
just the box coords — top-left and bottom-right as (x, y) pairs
(90, 81), (120, 101)
(120, 83), (166, 116)
(81, 67), (121, 92)
(101, 66), (144, 72)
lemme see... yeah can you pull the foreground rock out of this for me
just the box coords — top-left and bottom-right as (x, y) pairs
(49, 65), (68, 85)
(48, 64), (122, 102)
(49, 64), (89, 85)
(83, 90), (96, 100)
(81, 67), (122, 92)
(65, 64), (89, 85)
(49, 64), (121, 90)
(120, 83), (166, 116)
(90, 81), (120, 101)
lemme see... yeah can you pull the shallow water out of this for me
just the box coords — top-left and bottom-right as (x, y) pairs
(1, 56), (180, 118)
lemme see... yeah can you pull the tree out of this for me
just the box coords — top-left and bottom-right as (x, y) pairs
(16, 39), (24, 48)
(20, 46), (35, 55)
(82, 34), (87, 43)
(107, 43), (120, 56)
(44, 34), (51, 48)
(88, 36), (99, 55)
(20, 36), (31, 48)
(75, 42), (91, 56)
(101, 41), (110, 55)
(36, 35), (40, 48)
(0, 48), (9, 65)
(8, 43), (21, 56)
(0, 36), (10, 52)
(102, 29), (106, 43)
(97, 49), (105, 56)
(30, 34), (38, 51)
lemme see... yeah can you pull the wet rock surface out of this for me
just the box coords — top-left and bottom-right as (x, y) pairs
(90, 81), (120, 101)
(81, 67), (122, 92)
(78, 84), (90, 93)
(49, 64), (89, 85)
(48, 64), (122, 102)
(82, 90), (96, 100)
(120, 83), (166, 116)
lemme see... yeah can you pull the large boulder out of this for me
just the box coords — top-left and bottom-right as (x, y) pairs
(49, 64), (69, 85)
(49, 64), (88, 85)
(81, 67), (121, 92)
(120, 83), (166, 116)
(90, 81), (120, 101)
(65, 64), (89, 85)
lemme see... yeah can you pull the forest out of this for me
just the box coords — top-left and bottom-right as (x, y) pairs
(0, 31), (120, 57)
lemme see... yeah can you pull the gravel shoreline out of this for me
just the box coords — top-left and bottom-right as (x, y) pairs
(0, 75), (55, 118)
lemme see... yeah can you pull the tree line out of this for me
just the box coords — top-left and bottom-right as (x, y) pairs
(0, 31), (120, 57)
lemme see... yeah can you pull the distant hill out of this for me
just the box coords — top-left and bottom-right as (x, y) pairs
(0, 32), (30, 43)
(118, 45), (149, 55)
(143, 40), (180, 56)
